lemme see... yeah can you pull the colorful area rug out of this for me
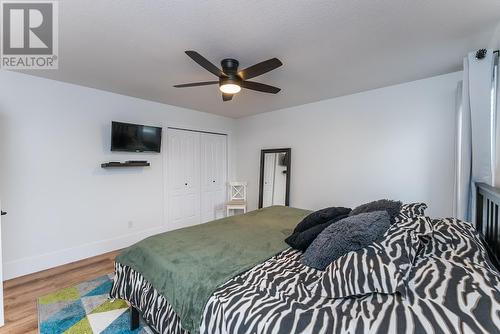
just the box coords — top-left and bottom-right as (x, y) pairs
(38, 274), (153, 334)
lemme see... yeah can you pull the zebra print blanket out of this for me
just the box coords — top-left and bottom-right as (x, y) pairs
(201, 217), (500, 333)
(112, 217), (500, 334)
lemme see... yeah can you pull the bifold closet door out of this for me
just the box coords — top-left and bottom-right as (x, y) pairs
(200, 133), (227, 223)
(167, 129), (201, 228)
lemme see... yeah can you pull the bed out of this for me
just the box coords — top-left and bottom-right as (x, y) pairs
(110, 185), (500, 334)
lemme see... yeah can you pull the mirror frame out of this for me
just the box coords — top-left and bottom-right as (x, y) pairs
(258, 148), (291, 208)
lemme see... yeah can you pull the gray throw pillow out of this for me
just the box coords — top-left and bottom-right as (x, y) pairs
(302, 211), (391, 270)
(349, 199), (402, 224)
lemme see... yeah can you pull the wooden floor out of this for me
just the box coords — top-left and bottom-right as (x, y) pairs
(0, 250), (119, 334)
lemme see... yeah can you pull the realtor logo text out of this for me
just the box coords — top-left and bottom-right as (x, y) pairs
(1, 1), (58, 69)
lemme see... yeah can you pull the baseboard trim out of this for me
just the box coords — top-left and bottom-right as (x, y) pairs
(3, 226), (169, 280)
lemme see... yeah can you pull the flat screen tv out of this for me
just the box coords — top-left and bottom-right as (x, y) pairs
(111, 121), (162, 153)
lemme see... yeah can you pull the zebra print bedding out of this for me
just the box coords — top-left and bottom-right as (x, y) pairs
(110, 263), (188, 334)
(396, 202), (428, 221)
(201, 217), (500, 334)
(313, 217), (420, 298)
(111, 215), (500, 334)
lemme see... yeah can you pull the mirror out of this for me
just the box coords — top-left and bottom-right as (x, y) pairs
(259, 148), (291, 208)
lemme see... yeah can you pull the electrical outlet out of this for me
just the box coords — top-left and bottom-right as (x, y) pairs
(128, 221), (134, 229)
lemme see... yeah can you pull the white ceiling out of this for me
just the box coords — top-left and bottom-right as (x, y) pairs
(21, 0), (500, 118)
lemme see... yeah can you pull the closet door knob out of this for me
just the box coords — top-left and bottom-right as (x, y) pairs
(1, 211), (6, 216)
(184, 183), (188, 186)
(212, 180), (215, 183)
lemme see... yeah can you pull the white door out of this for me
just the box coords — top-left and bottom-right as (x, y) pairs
(262, 153), (276, 207)
(200, 133), (227, 223)
(272, 155), (287, 205)
(167, 129), (201, 228)
(0, 202), (4, 326)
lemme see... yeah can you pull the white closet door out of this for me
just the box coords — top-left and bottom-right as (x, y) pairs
(200, 133), (227, 223)
(168, 129), (201, 228)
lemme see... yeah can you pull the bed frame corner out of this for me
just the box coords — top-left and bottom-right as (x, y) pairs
(475, 182), (500, 271)
(130, 305), (140, 331)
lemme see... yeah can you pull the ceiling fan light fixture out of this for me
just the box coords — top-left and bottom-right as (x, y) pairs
(219, 76), (241, 94)
(174, 51), (282, 101)
(219, 83), (241, 94)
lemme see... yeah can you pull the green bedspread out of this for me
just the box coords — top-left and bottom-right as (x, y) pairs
(116, 206), (311, 333)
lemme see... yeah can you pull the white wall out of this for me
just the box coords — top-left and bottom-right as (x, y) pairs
(235, 72), (461, 218)
(488, 20), (500, 50)
(0, 70), (462, 279)
(0, 71), (235, 279)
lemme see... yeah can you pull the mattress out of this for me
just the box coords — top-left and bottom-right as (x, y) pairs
(111, 216), (500, 334)
(111, 206), (311, 333)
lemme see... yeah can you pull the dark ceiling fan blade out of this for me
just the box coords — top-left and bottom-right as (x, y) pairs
(185, 51), (226, 77)
(241, 81), (281, 94)
(238, 58), (282, 80)
(222, 93), (233, 101)
(173, 81), (219, 88)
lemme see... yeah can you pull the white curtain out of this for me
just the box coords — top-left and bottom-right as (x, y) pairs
(454, 79), (471, 220)
(454, 50), (498, 221)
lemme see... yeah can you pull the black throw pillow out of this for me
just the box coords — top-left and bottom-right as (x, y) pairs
(286, 212), (350, 251)
(349, 199), (402, 224)
(293, 207), (352, 233)
(286, 222), (330, 251)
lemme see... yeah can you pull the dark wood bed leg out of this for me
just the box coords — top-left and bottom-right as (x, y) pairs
(130, 305), (140, 331)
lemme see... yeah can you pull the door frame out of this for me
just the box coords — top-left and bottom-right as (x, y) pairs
(0, 201), (4, 326)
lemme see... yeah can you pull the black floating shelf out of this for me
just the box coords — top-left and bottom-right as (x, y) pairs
(101, 162), (150, 168)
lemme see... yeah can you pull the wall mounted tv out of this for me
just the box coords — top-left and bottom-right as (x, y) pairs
(111, 121), (162, 153)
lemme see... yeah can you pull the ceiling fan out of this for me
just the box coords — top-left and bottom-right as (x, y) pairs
(174, 51), (282, 101)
